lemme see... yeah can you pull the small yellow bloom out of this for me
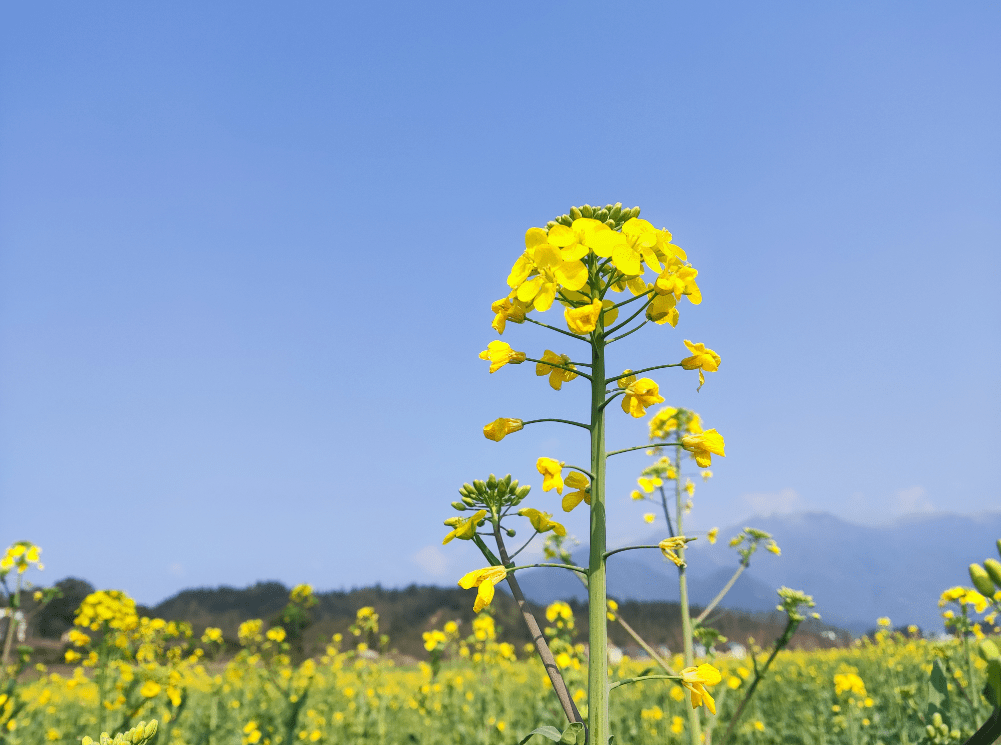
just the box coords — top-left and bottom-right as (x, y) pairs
(680, 340), (721, 391)
(877, 617), (891, 628)
(536, 350), (578, 390)
(564, 298), (603, 334)
(483, 417), (523, 442)
(707, 528), (718, 544)
(561, 471), (591, 512)
(659, 536), (691, 567)
(458, 566), (508, 612)
(681, 664), (721, 714)
(140, 681), (162, 698)
(479, 340), (526, 373)
(767, 542), (781, 556)
(518, 508), (566, 537)
(753, 721), (765, 732)
(537, 458), (564, 494)
(643, 513), (655, 524)
(443, 510), (487, 545)
(490, 295), (528, 334)
(621, 378), (665, 418)
(266, 627), (286, 643)
(681, 429), (726, 468)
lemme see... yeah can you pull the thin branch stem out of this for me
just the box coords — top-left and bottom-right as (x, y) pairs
(608, 288), (655, 311)
(597, 390), (625, 413)
(507, 563), (589, 576)
(565, 465), (595, 480)
(603, 545), (664, 560)
(604, 297), (653, 336)
(508, 531), (540, 562)
(609, 674), (679, 691)
(606, 321), (648, 345)
(523, 418), (592, 432)
(694, 563), (748, 624)
(524, 316), (588, 342)
(607, 443), (679, 458)
(606, 363), (682, 385)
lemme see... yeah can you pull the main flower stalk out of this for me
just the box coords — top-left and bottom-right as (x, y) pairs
(588, 334), (608, 745)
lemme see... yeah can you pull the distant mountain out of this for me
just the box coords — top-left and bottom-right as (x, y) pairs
(516, 511), (1001, 634)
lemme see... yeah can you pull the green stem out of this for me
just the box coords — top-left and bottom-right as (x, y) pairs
(603, 297), (653, 336)
(609, 674), (679, 691)
(603, 545), (665, 560)
(607, 443), (679, 458)
(522, 418), (592, 432)
(596, 390), (624, 413)
(694, 562), (748, 624)
(675, 441), (701, 745)
(506, 563), (589, 575)
(587, 331), (608, 745)
(524, 316), (588, 342)
(565, 465), (596, 480)
(606, 321), (648, 345)
(608, 288), (655, 311)
(605, 363), (682, 384)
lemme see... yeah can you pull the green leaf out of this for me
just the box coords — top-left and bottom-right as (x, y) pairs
(926, 659), (949, 719)
(519, 726), (563, 744)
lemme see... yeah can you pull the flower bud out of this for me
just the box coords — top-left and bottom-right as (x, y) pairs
(570, 207), (582, 220)
(462, 495), (476, 506)
(473, 480), (486, 495)
(984, 558), (1001, 589)
(609, 203), (622, 220)
(970, 564), (995, 597)
(451, 501), (467, 511)
(595, 208), (609, 222)
(507, 479), (519, 494)
(559, 214), (572, 226)
(499, 474), (512, 492)
(627, 206), (641, 219)
(545, 221), (557, 230)
(515, 485), (531, 499)
(605, 219), (615, 228)
(461, 483), (475, 497)
(506, 529), (516, 537)
(997, 538), (1001, 559)
(486, 474), (498, 490)
(581, 205), (594, 218)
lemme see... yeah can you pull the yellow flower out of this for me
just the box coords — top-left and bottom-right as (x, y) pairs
(655, 263), (701, 304)
(537, 457), (565, 494)
(443, 511), (487, 545)
(565, 298), (603, 334)
(767, 542), (781, 556)
(535, 350), (578, 390)
(479, 341), (526, 373)
(458, 566), (508, 612)
(877, 617), (891, 628)
(140, 681), (162, 698)
(646, 292), (679, 326)
(681, 664), (721, 713)
(561, 471), (591, 512)
(684, 479), (695, 497)
(490, 294), (528, 334)
(483, 417), (524, 442)
(643, 513), (655, 524)
(518, 509), (566, 537)
(707, 528), (718, 545)
(266, 627), (286, 643)
(670, 715), (684, 734)
(680, 340), (721, 391)
(621, 378), (665, 418)
(659, 537), (690, 567)
(834, 673), (867, 697)
(681, 429), (726, 467)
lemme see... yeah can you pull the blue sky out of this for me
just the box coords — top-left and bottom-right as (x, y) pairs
(1, 2), (998, 604)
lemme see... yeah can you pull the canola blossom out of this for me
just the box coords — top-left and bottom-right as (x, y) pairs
(517, 508), (567, 537)
(482, 417), (523, 442)
(457, 566), (509, 613)
(680, 429), (726, 468)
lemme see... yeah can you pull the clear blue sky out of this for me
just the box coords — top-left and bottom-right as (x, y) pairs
(1, 2), (998, 604)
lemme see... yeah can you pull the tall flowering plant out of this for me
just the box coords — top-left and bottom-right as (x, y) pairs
(455, 204), (726, 743)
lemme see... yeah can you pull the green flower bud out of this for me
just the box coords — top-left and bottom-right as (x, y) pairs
(609, 203), (622, 220)
(997, 538), (1001, 559)
(580, 205), (593, 218)
(605, 219), (615, 228)
(979, 639), (1001, 662)
(473, 480), (486, 495)
(461, 495), (476, 506)
(507, 479), (519, 494)
(486, 474), (498, 490)
(515, 485), (531, 498)
(569, 207), (582, 220)
(984, 558), (1001, 589)
(451, 501), (467, 511)
(461, 483), (475, 497)
(628, 206), (641, 219)
(970, 564), (995, 597)
(545, 221), (557, 230)
(506, 529), (516, 537)
(595, 208), (609, 222)
(499, 474), (512, 491)
(559, 214), (572, 226)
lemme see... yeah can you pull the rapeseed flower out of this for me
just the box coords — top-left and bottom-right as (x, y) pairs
(680, 340), (721, 391)
(621, 378), (665, 418)
(659, 537), (691, 567)
(517, 508), (566, 537)
(681, 663), (721, 713)
(483, 418), (523, 442)
(458, 566), (508, 612)
(564, 298), (603, 334)
(536, 350), (577, 390)
(561, 471), (591, 512)
(681, 429), (726, 468)
(479, 341), (526, 373)
(537, 458), (565, 494)
(442, 511), (487, 545)
(490, 295), (528, 334)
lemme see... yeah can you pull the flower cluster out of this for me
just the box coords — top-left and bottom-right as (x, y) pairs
(0, 541), (43, 575)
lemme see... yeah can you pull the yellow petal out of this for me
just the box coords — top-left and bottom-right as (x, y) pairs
(546, 224), (576, 248)
(555, 260), (589, 291)
(525, 227), (549, 248)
